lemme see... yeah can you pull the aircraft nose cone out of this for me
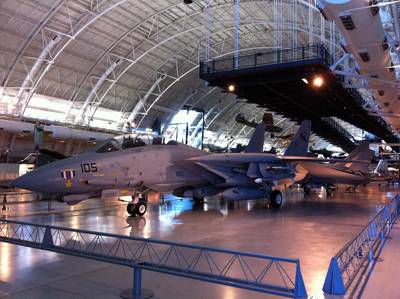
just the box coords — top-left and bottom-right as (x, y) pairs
(12, 172), (36, 191)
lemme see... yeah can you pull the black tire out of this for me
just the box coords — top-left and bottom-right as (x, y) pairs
(127, 203), (136, 216)
(326, 187), (334, 197)
(134, 201), (147, 217)
(303, 186), (310, 195)
(270, 190), (283, 209)
(193, 196), (204, 204)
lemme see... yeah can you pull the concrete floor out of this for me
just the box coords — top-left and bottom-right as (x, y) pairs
(0, 184), (397, 299)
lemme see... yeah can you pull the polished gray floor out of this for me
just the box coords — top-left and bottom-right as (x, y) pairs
(0, 184), (398, 298)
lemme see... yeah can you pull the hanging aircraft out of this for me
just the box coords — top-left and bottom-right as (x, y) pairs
(12, 116), (366, 216)
(298, 141), (375, 195)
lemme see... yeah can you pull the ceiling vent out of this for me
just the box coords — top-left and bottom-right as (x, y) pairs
(389, 62), (395, 72)
(382, 36), (389, 51)
(369, 0), (379, 16)
(340, 14), (355, 30)
(359, 50), (370, 62)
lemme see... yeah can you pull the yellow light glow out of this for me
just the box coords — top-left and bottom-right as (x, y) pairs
(312, 76), (324, 88)
(228, 84), (235, 92)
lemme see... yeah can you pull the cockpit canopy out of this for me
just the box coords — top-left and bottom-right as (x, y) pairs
(94, 133), (177, 153)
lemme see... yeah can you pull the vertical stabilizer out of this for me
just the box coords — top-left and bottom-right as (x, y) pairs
(284, 120), (312, 156)
(339, 141), (373, 173)
(244, 113), (272, 153)
(374, 159), (388, 175)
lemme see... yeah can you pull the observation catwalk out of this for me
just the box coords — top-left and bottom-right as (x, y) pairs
(200, 44), (400, 152)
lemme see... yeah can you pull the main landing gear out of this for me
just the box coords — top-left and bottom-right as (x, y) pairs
(261, 182), (282, 209)
(127, 193), (148, 217)
(326, 184), (336, 197)
(269, 190), (283, 209)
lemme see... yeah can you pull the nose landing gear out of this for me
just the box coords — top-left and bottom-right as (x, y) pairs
(127, 192), (148, 216)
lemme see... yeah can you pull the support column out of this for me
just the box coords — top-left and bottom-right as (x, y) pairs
(133, 267), (141, 297)
(234, 0), (240, 69)
(204, 0), (211, 62)
(120, 267), (152, 299)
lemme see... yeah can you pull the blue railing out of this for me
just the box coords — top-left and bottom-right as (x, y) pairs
(0, 219), (307, 298)
(199, 43), (333, 75)
(323, 195), (399, 296)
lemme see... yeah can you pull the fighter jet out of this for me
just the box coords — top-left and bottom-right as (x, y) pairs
(298, 141), (375, 195)
(12, 117), (354, 216)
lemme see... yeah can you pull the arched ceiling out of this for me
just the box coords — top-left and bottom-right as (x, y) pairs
(0, 0), (342, 149)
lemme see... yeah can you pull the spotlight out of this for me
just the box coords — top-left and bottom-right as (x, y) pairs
(228, 84), (235, 92)
(312, 76), (324, 88)
(301, 78), (309, 85)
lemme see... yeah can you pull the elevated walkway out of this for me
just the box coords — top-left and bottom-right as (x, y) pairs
(200, 44), (399, 152)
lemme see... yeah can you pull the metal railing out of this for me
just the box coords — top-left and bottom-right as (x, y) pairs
(199, 43), (333, 75)
(323, 195), (399, 296)
(0, 219), (307, 298)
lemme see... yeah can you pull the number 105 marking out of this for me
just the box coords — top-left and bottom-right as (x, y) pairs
(80, 163), (98, 173)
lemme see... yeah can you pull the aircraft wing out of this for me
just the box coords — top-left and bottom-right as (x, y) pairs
(190, 153), (370, 164)
(189, 153), (370, 185)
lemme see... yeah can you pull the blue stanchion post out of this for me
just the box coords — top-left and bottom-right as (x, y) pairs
(133, 267), (142, 298)
(368, 247), (374, 263)
(42, 227), (54, 249)
(397, 195), (400, 215)
(323, 257), (346, 295)
(294, 261), (307, 298)
(380, 227), (386, 250)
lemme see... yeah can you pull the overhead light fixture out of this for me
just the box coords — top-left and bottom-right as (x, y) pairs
(301, 78), (309, 85)
(312, 76), (324, 88)
(228, 84), (235, 92)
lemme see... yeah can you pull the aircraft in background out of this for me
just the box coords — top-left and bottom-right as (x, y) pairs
(12, 116), (367, 216)
(298, 141), (374, 195)
(371, 158), (399, 183)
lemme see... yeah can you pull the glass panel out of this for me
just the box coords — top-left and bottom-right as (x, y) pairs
(94, 139), (120, 153)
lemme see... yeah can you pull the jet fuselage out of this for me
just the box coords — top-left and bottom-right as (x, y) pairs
(13, 143), (216, 195)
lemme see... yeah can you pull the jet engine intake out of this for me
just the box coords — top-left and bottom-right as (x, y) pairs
(220, 187), (265, 201)
(173, 186), (221, 198)
(62, 193), (93, 205)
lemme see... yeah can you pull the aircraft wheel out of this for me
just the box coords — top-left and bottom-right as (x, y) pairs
(270, 190), (283, 209)
(127, 203), (136, 216)
(326, 187), (334, 197)
(134, 201), (147, 217)
(193, 196), (204, 204)
(303, 186), (310, 195)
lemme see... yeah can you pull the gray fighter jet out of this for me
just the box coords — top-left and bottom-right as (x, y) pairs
(298, 141), (374, 195)
(13, 117), (352, 216)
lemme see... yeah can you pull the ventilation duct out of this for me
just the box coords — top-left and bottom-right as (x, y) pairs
(369, 0), (379, 16)
(359, 50), (370, 62)
(339, 14), (355, 30)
